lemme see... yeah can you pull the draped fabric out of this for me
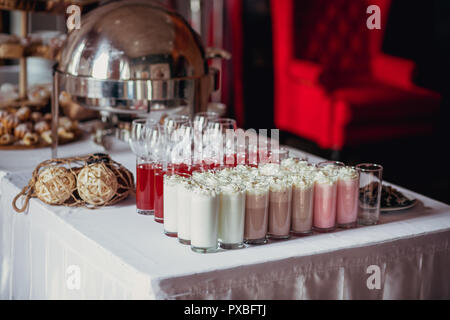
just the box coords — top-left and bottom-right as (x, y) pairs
(1, 140), (449, 299)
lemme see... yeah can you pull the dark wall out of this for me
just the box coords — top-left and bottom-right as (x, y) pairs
(241, 0), (274, 130)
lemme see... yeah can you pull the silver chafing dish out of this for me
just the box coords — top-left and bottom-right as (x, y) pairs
(52, 0), (230, 156)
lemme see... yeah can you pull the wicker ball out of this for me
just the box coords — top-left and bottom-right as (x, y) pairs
(77, 163), (118, 205)
(35, 166), (76, 204)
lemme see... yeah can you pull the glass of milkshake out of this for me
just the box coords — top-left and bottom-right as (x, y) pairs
(267, 177), (293, 239)
(244, 182), (270, 245)
(218, 183), (246, 249)
(336, 166), (360, 228)
(313, 169), (338, 232)
(190, 185), (219, 253)
(163, 174), (180, 237)
(290, 173), (315, 235)
(177, 177), (196, 245)
(356, 163), (383, 226)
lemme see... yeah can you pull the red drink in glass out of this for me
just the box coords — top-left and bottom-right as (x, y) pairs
(154, 165), (166, 223)
(136, 163), (155, 215)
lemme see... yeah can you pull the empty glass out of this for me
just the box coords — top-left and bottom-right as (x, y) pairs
(269, 147), (290, 164)
(356, 163), (383, 226)
(204, 118), (237, 168)
(193, 112), (219, 167)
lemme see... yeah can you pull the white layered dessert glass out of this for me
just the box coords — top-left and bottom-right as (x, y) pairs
(163, 174), (181, 237)
(177, 178), (196, 245)
(190, 185), (219, 253)
(217, 183), (246, 249)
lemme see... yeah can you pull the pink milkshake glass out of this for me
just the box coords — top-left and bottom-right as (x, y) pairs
(313, 173), (338, 232)
(336, 167), (359, 228)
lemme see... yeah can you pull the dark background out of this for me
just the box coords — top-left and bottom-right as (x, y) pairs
(240, 0), (450, 204)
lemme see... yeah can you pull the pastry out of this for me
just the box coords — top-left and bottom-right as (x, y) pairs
(57, 127), (75, 140)
(59, 117), (77, 131)
(22, 132), (39, 146)
(2, 114), (19, 132)
(28, 85), (51, 104)
(15, 106), (31, 122)
(0, 122), (6, 135)
(41, 130), (52, 144)
(30, 112), (43, 123)
(34, 120), (50, 134)
(59, 91), (72, 107)
(14, 122), (32, 139)
(0, 133), (15, 145)
(0, 110), (8, 121)
(43, 113), (53, 122)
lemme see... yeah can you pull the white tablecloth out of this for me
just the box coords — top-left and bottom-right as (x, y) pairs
(1, 139), (449, 299)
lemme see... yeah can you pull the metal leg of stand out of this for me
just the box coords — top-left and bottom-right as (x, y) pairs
(51, 72), (59, 159)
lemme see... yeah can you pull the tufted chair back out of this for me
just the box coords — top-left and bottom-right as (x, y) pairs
(293, 0), (390, 78)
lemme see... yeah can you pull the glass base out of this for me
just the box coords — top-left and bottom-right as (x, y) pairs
(357, 219), (379, 226)
(267, 234), (290, 240)
(219, 242), (245, 250)
(244, 238), (268, 245)
(338, 221), (357, 228)
(291, 229), (313, 236)
(154, 217), (164, 224)
(164, 230), (177, 238)
(137, 209), (154, 215)
(191, 245), (218, 254)
(178, 238), (191, 245)
(313, 225), (336, 233)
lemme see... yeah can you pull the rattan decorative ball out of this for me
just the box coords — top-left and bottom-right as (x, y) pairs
(35, 166), (76, 204)
(76, 162), (118, 205)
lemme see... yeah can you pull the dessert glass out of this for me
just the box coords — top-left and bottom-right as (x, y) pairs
(336, 166), (360, 228)
(267, 180), (293, 239)
(290, 176), (314, 235)
(313, 171), (338, 232)
(244, 184), (270, 245)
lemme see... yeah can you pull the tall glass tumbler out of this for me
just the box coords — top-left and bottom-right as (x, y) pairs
(313, 170), (338, 232)
(336, 166), (360, 228)
(193, 111), (219, 166)
(204, 118), (237, 168)
(244, 183), (270, 245)
(130, 119), (158, 215)
(269, 147), (290, 164)
(356, 163), (383, 226)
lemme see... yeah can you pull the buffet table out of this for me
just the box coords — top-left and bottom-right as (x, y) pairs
(1, 138), (449, 300)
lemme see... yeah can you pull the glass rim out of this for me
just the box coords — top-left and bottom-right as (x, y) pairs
(195, 111), (219, 118)
(356, 163), (383, 172)
(317, 160), (345, 167)
(210, 117), (237, 124)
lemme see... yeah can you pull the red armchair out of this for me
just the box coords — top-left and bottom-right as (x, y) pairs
(271, 0), (441, 151)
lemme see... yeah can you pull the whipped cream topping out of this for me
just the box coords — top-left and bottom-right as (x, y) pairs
(338, 166), (359, 181)
(164, 174), (185, 186)
(258, 163), (281, 176)
(219, 183), (244, 195)
(314, 169), (337, 185)
(291, 174), (315, 189)
(268, 176), (292, 192)
(191, 183), (217, 197)
(245, 181), (270, 195)
(192, 171), (220, 188)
